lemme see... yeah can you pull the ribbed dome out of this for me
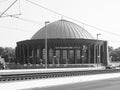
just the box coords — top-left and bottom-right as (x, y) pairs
(31, 20), (94, 40)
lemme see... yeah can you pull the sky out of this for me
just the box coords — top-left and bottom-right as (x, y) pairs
(0, 0), (120, 49)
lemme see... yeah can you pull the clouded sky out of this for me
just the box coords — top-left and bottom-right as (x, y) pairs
(0, 0), (120, 48)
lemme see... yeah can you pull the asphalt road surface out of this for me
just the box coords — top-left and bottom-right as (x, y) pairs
(26, 77), (120, 90)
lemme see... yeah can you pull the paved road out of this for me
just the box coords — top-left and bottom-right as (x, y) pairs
(26, 77), (120, 90)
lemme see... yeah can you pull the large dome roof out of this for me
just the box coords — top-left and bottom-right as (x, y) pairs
(31, 20), (94, 40)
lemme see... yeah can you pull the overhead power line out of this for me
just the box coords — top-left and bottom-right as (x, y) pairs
(15, 16), (42, 24)
(0, 0), (18, 17)
(18, 0), (21, 14)
(26, 0), (63, 17)
(26, 0), (120, 37)
(1, 0), (120, 37)
(0, 12), (21, 18)
(0, 12), (41, 24)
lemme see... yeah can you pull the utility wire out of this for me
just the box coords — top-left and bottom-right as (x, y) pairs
(26, 0), (120, 37)
(10, 15), (41, 24)
(0, 13), (21, 18)
(0, 12), (41, 24)
(18, 0), (21, 15)
(1, 0), (120, 38)
(0, 0), (18, 17)
(14, 17), (41, 25)
(26, 0), (63, 17)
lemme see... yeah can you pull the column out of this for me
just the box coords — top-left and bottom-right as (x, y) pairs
(101, 45), (104, 64)
(27, 45), (30, 64)
(74, 49), (76, 64)
(96, 44), (100, 66)
(55, 49), (60, 65)
(60, 50), (63, 64)
(31, 46), (34, 64)
(15, 47), (18, 63)
(19, 45), (22, 64)
(96, 45), (99, 66)
(22, 45), (25, 64)
(17, 47), (20, 63)
(39, 45), (43, 64)
(103, 42), (109, 65)
(53, 49), (56, 64)
(16, 46), (19, 63)
(81, 45), (85, 64)
(88, 45), (91, 64)
(98, 45), (101, 64)
(57, 50), (60, 65)
(94, 44), (96, 64)
(39, 45), (41, 59)
(36, 48), (39, 64)
(67, 49), (69, 64)
(80, 46), (83, 64)
(33, 45), (36, 64)
(47, 48), (49, 65)
(78, 49), (81, 64)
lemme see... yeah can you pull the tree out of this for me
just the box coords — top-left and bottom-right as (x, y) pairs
(109, 46), (120, 62)
(108, 46), (114, 53)
(0, 47), (4, 55)
(0, 47), (15, 63)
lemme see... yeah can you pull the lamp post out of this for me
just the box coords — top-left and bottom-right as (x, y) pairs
(97, 33), (101, 40)
(96, 33), (101, 67)
(45, 21), (50, 69)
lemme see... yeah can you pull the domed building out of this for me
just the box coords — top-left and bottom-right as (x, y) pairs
(16, 19), (109, 67)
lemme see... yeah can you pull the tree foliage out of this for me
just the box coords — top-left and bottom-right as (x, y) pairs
(0, 47), (15, 63)
(109, 46), (120, 62)
(0, 47), (4, 55)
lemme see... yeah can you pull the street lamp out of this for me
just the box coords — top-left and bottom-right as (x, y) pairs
(96, 33), (101, 67)
(45, 21), (50, 69)
(97, 33), (101, 40)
